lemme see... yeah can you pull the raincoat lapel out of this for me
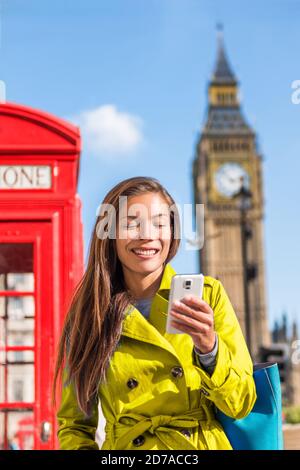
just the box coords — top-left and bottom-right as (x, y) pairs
(121, 263), (180, 362)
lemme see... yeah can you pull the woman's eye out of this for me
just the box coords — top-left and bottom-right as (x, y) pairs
(122, 221), (168, 229)
(126, 222), (139, 228)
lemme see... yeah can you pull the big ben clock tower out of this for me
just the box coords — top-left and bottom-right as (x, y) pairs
(193, 29), (271, 359)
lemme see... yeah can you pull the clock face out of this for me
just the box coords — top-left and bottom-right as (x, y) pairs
(214, 162), (250, 198)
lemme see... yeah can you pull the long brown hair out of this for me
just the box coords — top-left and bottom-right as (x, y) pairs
(52, 176), (181, 416)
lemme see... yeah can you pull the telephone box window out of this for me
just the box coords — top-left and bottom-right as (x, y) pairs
(13, 380), (24, 403)
(0, 411), (34, 450)
(0, 244), (34, 292)
(0, 242), (35, 449)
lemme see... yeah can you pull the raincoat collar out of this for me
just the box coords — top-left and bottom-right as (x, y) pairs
(121, 263), (181, 361)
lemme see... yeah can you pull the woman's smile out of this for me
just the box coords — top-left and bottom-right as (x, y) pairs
(131, 247), (160, 259)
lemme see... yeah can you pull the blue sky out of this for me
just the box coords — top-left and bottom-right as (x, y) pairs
(1, 0), (300, 334)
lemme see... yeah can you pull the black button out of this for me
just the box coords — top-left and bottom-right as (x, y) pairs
(181, 429), (191, 438)
(171, 366), (184, 378)
(132, 435), (145, 447)
(127, 378), (138, 389)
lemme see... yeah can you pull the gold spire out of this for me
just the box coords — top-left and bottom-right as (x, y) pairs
(209, 25), (239, 107)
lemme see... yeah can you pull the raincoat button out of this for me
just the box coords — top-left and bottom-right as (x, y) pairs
(171, 366), (184, 378)
(132, 435), (145, 446)
(181, 429), (191, 438)
(127, 378), (138, 389)
(200, 387), (209, 396)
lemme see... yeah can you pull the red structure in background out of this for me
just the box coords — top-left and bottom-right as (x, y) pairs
(0, 102), (84, 449)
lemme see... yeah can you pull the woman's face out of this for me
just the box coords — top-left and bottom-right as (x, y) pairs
(116, 192), (172, 274)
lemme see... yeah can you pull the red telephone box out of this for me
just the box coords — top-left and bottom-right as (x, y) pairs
(0, 102), (84, 449)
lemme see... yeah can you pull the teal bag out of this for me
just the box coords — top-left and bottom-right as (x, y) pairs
(215, 362), (284, 450)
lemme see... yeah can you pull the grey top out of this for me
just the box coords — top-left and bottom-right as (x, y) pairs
(135, 297), (153, 319)
(194, 334), (218, 376)
(135, 297), (218, 376)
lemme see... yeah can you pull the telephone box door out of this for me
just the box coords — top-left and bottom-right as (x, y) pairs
(0, 221), (54, 450)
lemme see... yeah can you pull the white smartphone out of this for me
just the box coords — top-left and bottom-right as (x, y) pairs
(166, 273), (204, 334)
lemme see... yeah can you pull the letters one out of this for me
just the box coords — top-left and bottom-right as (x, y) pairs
(0, 165), (52, 189)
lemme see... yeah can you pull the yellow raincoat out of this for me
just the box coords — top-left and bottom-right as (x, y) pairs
(56, 263), (257, 450)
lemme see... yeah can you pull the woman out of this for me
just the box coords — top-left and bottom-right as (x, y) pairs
(53, 176), (257, 450)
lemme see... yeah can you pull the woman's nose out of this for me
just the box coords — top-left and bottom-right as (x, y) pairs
(139, 220), (157, 239)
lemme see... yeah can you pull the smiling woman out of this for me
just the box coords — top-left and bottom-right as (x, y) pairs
(53, 175), (256, 450)
(115, 192), (173, 300)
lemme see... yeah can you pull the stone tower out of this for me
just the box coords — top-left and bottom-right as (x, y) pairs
(193, 29), (271, 359)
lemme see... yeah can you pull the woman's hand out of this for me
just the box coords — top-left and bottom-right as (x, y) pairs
(169, 295), (216, 354)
